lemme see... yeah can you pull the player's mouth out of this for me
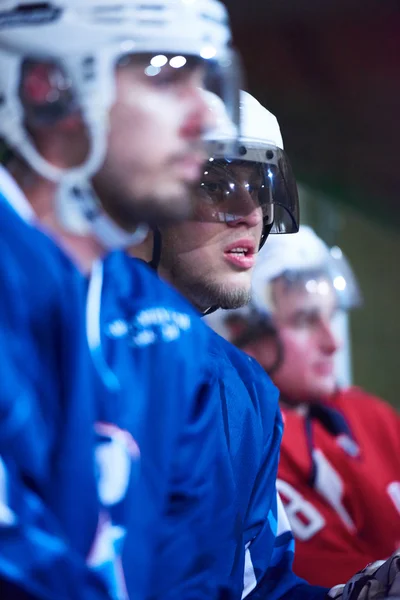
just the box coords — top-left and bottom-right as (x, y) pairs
(224, 239), (256, 269)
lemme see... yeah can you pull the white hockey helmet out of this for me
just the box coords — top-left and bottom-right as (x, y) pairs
(197, 90), (299, 248)
(0, 0), (240, 244)
(251, 225), (362, 315)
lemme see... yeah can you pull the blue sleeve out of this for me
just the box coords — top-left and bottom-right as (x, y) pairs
(0, 326), (110, 600)
(146, 371), (235, 599)
(0, 243), (48, 483)
(244, 408), (328, 600)
(0, 237), (112, 600)
(0, 455), (110, 600)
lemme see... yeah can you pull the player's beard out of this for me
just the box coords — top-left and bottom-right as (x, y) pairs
(93, 173), (197, 230)
(165, 256), (251, 312)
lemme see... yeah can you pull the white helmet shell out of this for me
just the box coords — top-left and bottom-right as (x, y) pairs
(240, 90), (284, 150)
(206, 90), (284, 156)
(0, 0), (232, 59)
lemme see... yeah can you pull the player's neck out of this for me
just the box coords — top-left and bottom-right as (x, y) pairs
(279, 397), (309, 415)
(10, 160), (105, 274)
(129, 231), (154, 262)
(131, 236), (210, 312)
(158, 265), (206, 312)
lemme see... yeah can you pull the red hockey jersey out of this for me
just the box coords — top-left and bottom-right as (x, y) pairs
(278, 387), (400, 587)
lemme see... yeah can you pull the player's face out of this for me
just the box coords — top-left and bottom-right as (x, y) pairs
(159, 162), (264, 310)
(246, 276), (340, 402)
(92, 55), (213, 228)
(272, 277), (340, 402)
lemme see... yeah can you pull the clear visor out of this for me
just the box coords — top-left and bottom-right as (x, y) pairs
(327, 247), (363, 310)
(18, 49), (241, 166)
(118, 50), (241, 142)
(192, 146), (299, 231)
(253, 254), (362, 317)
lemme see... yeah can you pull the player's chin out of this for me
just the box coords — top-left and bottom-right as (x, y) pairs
(225, 269), (253, 290)
(312, 376), (337, 400)
(218, 277), (252, 310)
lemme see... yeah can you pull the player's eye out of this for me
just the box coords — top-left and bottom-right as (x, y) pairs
(291, 313), (318, 328)
(145, 64), (187, 87)
(199, 181), (226, 204)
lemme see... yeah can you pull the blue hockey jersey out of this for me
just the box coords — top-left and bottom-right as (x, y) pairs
(206, 330), (329, 600)
(91, 251), (235, 600)
(0, 164), (233, 600)
(0, 172), (120, 600)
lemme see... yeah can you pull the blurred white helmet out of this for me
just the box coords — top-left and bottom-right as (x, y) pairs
(252, 225), (362, 314)
(0, 0), (240, 244)
(199, 90), (299, 246)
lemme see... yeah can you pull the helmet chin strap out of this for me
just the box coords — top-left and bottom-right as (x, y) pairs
(92, 213), (149, 251)
(56, 176), (149, 250)
(149, 228), (162, 270)
(203, 305), (219, 316)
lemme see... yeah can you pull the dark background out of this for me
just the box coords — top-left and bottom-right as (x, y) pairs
(226, 1), (400, 406)
(228, 0), (400, 229)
